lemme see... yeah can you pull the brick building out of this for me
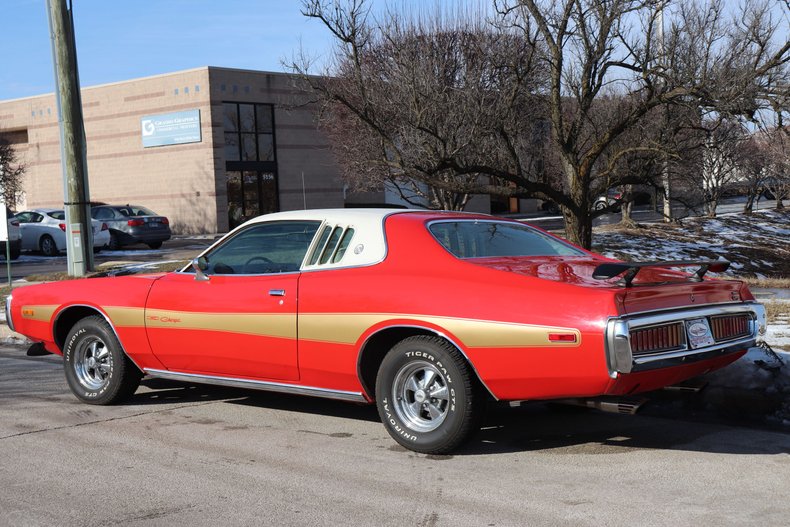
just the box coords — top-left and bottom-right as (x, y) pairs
(0, 66), (537, 234)
(0, 66), (351, 234)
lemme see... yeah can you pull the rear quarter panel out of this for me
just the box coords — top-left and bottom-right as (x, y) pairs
(298, 214), (622, 400)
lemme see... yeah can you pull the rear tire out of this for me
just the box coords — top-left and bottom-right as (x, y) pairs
(147, 241), (163, 249)
(40, 235), (58, 256)
(375, 336), (482, 454)
(63, 315), (142, 405)
(108, 232), (121, 251)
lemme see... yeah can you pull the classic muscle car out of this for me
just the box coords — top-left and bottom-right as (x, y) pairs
(6, 209), (766, 453)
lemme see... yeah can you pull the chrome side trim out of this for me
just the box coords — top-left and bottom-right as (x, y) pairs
(604, 302), (764, 377)
(5, 294), (14, 332)
(143, 368), (368, 403)
(356, 324), (500, 401)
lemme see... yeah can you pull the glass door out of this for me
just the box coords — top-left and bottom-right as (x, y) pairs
(227, 170), (279, 229)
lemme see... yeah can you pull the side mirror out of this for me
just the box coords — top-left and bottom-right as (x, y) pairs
(191, 257), (209, 281)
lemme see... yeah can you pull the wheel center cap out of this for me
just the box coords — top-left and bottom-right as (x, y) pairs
(414, 390), (427, 403)
(87, 357), (96, 368)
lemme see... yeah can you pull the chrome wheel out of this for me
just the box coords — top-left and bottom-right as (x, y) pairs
(392, 360), (450, 433)
(73, 337), (112, 391)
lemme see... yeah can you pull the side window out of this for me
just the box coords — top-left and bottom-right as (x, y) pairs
(332, 228), (355, 263)
(305, 225), (356, 266)
(93, 208), (113, 220)
(15, 212), (33, 223)
(203, 221), (320, 275)
(307, 226), (332, 266)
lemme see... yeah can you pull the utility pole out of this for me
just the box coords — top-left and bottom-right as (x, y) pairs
(46, 0), (93, 275)
(658, 2), (673, 222)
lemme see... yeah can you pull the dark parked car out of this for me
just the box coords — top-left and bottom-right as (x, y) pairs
(90, 205), (171, 250)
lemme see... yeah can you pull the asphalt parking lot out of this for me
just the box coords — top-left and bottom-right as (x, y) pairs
(2, 345), (789, 526)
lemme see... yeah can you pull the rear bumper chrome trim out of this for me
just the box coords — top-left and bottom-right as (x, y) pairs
(605, 302), (765, 376)
(143, 368), (368, 403)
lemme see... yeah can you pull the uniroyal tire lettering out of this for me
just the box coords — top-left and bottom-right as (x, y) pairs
(382, 397), (417, 441)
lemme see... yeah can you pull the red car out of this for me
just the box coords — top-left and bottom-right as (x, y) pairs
(6, 209), (766, 453)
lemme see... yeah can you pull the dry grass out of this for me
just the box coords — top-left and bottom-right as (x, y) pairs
(764, 300), (790, 324)
(739, 277), (790, 289)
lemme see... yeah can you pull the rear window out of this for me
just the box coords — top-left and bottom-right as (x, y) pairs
(429, 220), (584, 258)
(49, 211), (65, 220)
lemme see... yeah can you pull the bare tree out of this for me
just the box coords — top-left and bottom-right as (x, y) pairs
(294, 0), (789, 248)
(291, 2), (553, 211)
(0, 137), (25, 209)
(759, 125), (790, 209)
(496, 0), (789, 246)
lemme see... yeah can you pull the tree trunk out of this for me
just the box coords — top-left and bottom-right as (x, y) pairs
(620, 200), (636, 227)
(562, 208), (593, 249)
(743, 192), (756, 214)
(706, 198), (718, 218)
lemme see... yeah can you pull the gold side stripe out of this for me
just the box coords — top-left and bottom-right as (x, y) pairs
(298, 313), (582, 348)
(20, 305), (58, 322)
(144, 309), (296, 339)
(104, 306), (146, 327)
(28, 304), (581, 349)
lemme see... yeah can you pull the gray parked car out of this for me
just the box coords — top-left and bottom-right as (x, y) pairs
(90, 205), (171, 250)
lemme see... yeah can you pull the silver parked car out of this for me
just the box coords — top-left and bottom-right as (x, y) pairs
(90, 204), (171, 250)
(15, 209), (110, 256)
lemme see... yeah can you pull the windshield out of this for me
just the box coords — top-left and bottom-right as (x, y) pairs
(429, 220), (585, 258)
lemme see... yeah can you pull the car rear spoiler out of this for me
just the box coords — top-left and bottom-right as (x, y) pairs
(592, 260), (730, 287)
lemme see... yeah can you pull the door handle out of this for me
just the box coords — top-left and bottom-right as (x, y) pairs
(268, 289), (286, 297)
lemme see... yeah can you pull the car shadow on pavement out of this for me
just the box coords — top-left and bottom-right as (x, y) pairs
(134, 377), (381, 422)
(132, 378), (789, 456)
(453, 403), (790, 457)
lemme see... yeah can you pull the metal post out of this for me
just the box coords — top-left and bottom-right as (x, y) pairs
(658, 2), (672, 222)
(46, 0), (94, 275)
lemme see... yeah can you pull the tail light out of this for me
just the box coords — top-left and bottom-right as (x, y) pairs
(58, 223), (66, 232)
(161, 218), (169, 225)
(101, 223), (108, 231)
(128, 219), (144, 227)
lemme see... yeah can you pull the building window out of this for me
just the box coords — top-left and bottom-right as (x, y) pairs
(222, 102), (275, 162)
(223, 101), (279, 230)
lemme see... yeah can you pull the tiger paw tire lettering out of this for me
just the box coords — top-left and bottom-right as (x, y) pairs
(375, 336), (482, 454)
(63, 315), (142, 405)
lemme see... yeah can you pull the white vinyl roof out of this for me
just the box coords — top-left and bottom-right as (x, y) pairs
(218, 209), (425, 270)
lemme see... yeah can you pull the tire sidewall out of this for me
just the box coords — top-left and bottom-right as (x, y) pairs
(63, 320), (120, 404)
(41, 235), (56, 256)
(376, 339), (469, 452)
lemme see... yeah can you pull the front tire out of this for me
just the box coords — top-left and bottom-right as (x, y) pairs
(375, 336), (482, 454)
(63, 316), (142, 405)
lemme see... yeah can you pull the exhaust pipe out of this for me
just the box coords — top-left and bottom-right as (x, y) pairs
(554, 396), (648, 415)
